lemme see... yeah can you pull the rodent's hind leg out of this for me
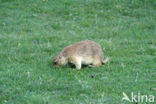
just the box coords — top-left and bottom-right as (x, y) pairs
(75, 62), (81, 69)
(71, 56), (82, 70)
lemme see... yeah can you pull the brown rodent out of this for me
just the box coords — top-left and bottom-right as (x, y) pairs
(53, 40), (110, 69)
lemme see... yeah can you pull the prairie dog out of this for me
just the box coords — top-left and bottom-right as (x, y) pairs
(53, 40), (110, 69)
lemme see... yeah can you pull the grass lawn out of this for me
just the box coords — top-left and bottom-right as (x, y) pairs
(0, 0), (156, 104)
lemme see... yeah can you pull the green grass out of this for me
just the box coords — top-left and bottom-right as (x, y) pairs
(0, 0), (156, 104)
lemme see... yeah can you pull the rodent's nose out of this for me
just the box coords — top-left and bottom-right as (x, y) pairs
(53, 62), (57, 65)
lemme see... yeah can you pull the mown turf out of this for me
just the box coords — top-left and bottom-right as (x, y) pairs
(0, 0), (156, 104)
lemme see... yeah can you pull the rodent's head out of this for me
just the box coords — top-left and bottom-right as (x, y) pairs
(53, 54), (67, 67)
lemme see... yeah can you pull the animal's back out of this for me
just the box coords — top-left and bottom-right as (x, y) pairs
(62, 40), (104, 60)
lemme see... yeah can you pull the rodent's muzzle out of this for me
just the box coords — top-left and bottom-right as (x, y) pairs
(53, 61), (59, 67)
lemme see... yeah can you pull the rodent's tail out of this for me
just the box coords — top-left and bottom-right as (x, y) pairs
(102, 58), (110, 65)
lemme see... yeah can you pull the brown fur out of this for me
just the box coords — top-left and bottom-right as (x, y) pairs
(53, 40), (110, 69)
